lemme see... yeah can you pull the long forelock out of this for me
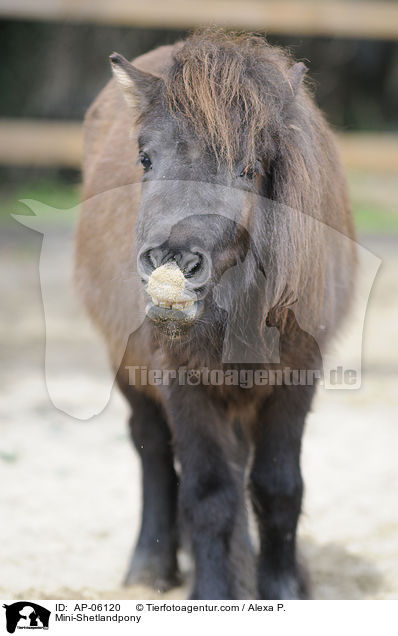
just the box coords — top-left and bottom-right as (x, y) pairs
(165, 29), (293, 169)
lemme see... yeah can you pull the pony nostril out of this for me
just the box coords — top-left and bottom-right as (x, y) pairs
(184, 250), (211, 287)
(138, 248), (157, 279)
(184, 253), (203, 278)
(138, 246), (211, 286)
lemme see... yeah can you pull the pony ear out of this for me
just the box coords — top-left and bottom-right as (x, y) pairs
(109, 53), (163, 113)
(287, 62), (307, 96)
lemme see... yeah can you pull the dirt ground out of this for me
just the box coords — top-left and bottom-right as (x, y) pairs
(0, 225), (397, 600)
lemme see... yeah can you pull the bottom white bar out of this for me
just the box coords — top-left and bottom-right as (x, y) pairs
(1, 599), (396, 635)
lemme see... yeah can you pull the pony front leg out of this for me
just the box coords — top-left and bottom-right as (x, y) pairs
(120, 384), (180, 591)
(250, 385), (315, 599)
(165, 384), (244, 600)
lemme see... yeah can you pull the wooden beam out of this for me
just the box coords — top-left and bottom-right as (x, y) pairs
(0, 120), (82, 168)
(1, 0), (398, 40)
(337, 132), (398, 174)
(0, 119), (397, 174)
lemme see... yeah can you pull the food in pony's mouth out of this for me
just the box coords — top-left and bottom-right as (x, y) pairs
(147, 263), (195, 310)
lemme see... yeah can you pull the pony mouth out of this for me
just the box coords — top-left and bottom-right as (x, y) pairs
(150, 297), (195, 311)
(143, 261), (207, 326)
(145, 297), (203, 324)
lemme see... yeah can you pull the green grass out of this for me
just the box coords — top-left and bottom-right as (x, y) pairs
(0, 180), (80, 226)
(348, 171), (398, 234)
(353, 203), (398, 234)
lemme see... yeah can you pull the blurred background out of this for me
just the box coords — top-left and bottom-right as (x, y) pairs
(0, 0), (397, 600)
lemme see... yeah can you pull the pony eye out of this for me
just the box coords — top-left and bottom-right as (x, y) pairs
(240, 164), (256, 180)
(139, 152), (152, 171)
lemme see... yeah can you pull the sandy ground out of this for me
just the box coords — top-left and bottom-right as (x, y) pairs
(0, 225), (397, 600)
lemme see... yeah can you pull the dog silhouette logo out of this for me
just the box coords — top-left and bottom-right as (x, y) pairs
(2, 602), (50, 633)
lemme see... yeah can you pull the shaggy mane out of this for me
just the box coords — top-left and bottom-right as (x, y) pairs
(165, 29), (297, 170)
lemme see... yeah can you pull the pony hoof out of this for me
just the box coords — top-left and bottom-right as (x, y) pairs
(124, 550), (182, 592)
